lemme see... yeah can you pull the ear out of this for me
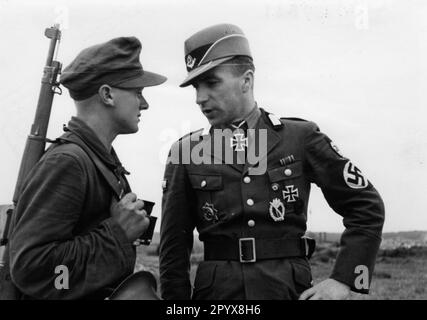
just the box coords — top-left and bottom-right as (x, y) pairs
(241, 70), (254, 93)
(98, 85), (115, 106)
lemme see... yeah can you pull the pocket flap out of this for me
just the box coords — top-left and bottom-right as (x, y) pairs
(193, 262), (217, 293)
(268, 161), (302, 183)
(291, 259), (312, 288)
(189, 174), (223, 190)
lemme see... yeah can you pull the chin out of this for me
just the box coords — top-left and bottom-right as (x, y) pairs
(121, 127), (139, 134)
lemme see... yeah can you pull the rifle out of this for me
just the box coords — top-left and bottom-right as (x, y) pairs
(0, 25), (62, 268)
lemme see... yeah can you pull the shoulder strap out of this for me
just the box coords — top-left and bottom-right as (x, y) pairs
(58, 137), (124, 200)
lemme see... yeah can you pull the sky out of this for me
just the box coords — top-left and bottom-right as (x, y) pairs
(0, 0), (426, 233)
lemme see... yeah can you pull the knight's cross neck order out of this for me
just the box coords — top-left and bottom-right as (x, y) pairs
(230, 120), (248, 152)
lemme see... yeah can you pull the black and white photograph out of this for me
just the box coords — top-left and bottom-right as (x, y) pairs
(0, 0), (426, 305)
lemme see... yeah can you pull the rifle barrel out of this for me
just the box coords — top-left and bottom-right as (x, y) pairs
(12, 26), (62, 204)
(0, 25), (62, 269)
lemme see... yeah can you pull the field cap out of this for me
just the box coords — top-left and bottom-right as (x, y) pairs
(60, 37), (167, 100)
(180, 23), (252, 87)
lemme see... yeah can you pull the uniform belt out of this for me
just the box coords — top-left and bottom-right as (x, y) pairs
(204, 237), (315, 263)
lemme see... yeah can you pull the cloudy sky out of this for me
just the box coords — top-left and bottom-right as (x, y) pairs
(0, 0), (426, 233)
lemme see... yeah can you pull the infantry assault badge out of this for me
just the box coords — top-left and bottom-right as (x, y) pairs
(269, 198), (285, 222)
(201, 202), (219, 222)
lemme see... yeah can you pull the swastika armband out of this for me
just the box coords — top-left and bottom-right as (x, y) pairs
(343, 161), (368, 189)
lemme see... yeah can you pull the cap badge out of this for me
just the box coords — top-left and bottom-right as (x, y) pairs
(186, 55), (196, 69)
(269, 198), (285, 222)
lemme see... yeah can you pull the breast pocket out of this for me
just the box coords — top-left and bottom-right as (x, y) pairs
(267, 161), (304, 215)
(267, 161), (303, 183)
(188, 174), (224, 221)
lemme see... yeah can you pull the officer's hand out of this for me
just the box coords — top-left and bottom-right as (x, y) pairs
(110, 193), (150, 242)
(299, 278), (351, 300)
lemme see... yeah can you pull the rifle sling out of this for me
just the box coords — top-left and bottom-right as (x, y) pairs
(58, 137), (124, 200)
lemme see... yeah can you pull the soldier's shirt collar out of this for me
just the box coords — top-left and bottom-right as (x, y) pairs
(67, 117), (117, 166)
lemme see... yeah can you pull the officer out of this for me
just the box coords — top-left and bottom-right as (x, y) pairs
(159, 24), (385, 300)
(8, 37), (166, 299)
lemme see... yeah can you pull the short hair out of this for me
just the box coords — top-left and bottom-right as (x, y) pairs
(224, 56), (255, 76)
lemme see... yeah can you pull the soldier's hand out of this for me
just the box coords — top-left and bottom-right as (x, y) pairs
(298, 278), (351, 300)
(110, 193), (150, 242)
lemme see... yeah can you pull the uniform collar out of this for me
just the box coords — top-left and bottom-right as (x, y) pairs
(243, 103), (262, 129)
(258, 108), (283, 130)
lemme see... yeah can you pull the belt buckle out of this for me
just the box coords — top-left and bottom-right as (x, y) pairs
(239, 237), (256, 263)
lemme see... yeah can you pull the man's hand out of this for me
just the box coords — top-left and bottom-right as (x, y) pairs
(299, 278), (351, 300)
(110, 192), (150, 242)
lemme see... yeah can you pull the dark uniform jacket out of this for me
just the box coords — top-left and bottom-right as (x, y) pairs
(8, 117), (135, 299)
(160, 108), (385, 300)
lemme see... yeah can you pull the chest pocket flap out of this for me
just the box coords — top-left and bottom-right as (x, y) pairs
(268, 161), (302, 183)
(189, 174), (223, 190)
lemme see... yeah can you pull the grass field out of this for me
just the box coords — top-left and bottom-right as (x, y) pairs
(1, 210), (425, 300)
(137, 239), (427, 300)
(310, 254), (427, 300)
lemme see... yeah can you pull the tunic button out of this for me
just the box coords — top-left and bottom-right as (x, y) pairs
(272, 183), (279, 191)
(247, 199), (254, 206)
(243, 176), (251, 184)
(248, 219), (255, 227)
(284, 169), (292, 176)
(200, 180), (207, 188)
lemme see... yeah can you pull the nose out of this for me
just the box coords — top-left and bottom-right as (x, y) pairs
(196, 86), (208, 105)
(139, 95), (149, 110)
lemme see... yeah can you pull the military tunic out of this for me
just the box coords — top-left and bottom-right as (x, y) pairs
(160, 108), (385, 300)
(8, 117), (135, 299)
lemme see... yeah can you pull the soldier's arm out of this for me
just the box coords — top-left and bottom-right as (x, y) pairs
(159, 143), (196, 300)
(304, 122), (385, 294)
(9, 152), (135, 299)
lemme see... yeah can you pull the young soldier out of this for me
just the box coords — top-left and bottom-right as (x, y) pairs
(8, 37), (166, 299)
